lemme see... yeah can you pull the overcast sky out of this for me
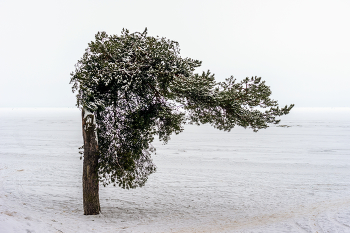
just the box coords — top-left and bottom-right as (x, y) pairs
(0, 0), (349, 108)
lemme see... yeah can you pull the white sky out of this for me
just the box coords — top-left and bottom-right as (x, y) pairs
(0, 0), (349, 108)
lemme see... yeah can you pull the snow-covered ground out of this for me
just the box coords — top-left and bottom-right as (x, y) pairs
(1, 108), (350, 233)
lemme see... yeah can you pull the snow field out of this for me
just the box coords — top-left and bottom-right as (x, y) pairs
(0, 108), (350, 232)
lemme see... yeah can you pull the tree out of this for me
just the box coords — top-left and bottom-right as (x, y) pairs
(70, 28), (294, 215)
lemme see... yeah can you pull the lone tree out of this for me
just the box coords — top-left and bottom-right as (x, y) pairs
(70, 28), (294, 215)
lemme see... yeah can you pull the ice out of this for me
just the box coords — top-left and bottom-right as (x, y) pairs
(0, 107), (350, 232)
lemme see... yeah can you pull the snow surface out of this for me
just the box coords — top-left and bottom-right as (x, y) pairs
(1, 107), (350, 233)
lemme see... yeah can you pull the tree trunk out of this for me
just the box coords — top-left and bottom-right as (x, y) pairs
(82, 108), (100, 215)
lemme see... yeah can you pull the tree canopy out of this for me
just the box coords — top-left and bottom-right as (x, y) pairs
(70, 28), (294, 189)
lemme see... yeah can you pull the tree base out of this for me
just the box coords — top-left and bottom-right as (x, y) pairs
(82, 108), (101, 215)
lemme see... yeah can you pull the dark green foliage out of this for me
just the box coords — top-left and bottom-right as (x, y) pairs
(70, 28), (294, 189)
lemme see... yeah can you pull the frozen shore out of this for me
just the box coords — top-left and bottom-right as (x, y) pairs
(1, 108), (350, 232)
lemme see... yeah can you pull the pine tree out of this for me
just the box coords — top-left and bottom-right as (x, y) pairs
(70, 28), (294, 215)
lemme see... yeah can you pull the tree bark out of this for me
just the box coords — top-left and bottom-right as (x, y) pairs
(82, 108), (100, 215)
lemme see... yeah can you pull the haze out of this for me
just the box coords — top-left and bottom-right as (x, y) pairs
(1, 0), (349, 108)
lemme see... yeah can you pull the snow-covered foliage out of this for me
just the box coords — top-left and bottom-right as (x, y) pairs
(70, 28), (294, 189)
